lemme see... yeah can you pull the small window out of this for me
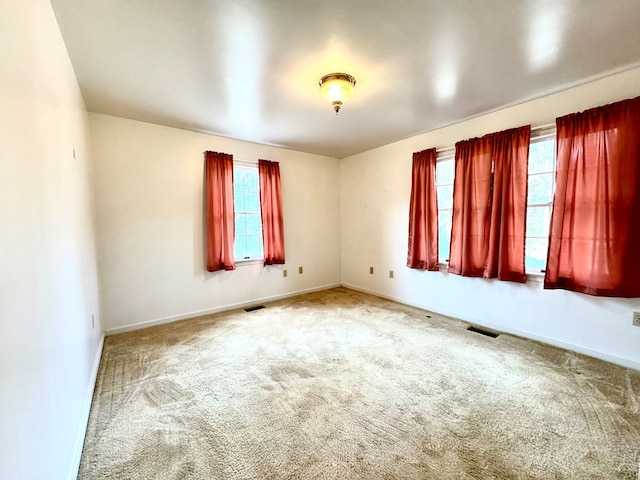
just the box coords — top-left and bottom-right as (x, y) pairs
(525, 135), (556, 273)
(233, 164), (263, 261)
(436, 154), (455, 264)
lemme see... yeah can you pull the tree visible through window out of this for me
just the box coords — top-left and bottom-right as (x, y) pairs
(525, 135), (555, 272)
(233, 164), (263, 261)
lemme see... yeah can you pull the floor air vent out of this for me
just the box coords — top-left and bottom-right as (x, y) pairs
(244, 305), (266, 312)
(467, 326), (499, 338)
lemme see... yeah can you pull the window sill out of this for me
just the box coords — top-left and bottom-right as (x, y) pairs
(235, 258), (264, 267)
(436, 263), (545, 284)
(526, 271), (545, 283)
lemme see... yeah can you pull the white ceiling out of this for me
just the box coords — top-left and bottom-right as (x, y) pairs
(51, 0), (640, 159)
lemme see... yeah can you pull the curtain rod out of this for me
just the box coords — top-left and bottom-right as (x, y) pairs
(531, 122), (556, 132)
(435, 122), (556, 155)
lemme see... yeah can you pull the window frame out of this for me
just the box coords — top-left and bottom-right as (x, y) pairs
(233, 160), (264, 264)
(432, 128), (557, 275)
(435, 151), (455, 266)
(525, 129), (556, 275)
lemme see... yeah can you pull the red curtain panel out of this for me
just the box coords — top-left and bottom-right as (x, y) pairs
(485, 126), (530, 282)
(449, 126), (530, 282)
(448, 136), (493, 276)
(258, 159), (285, 265)
(545, 96), (640, 297)
(407, 148), (439, 270)
(205, 151), (236, 272)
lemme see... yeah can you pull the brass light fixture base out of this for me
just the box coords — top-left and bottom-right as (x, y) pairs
(319, 73), (356, 115)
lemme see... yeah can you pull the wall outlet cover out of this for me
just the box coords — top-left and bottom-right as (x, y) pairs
(283, 269), (288, 277)
(633, 311), (640, 327)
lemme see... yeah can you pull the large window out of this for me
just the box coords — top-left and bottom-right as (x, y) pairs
(435, 154), (455, 264)
(434, 136), (556, 272)
(233, 164), (263, 261)
(525, 134), (555, 272)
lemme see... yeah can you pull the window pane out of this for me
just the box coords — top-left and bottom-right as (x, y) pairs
(525, 137), (555, 272)
(525, 206), (550, 238)
(244, 192), (259, 213)
(244, 169), (259, 192)
(436, 159), (454, 185)
(235, 214), (246, 235)
(233, 164), (264, 261)
(246, 235), (263, 257)
(525, 237), (548, 272)
(529, 139), (555, 174)
(439, 236), (450, 262)
(234, 189), (244, 211)
(438, 209), (452, 262)
(233, 167), (245, 189)
(234, 235), (247, 259)
(439, 235), (451, 263)
(436, 158), (454, 264)
(246, 214), (261, 235)
(527, 173), (553, 204)
(437, 184), (453, 209)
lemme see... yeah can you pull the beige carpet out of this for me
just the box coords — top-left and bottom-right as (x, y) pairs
(79, 287), (640, 479)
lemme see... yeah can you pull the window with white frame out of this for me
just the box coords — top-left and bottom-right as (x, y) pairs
(432, 133), (556, 273)
(435, 153), (455, 264)
(525, 134), (556, 273)
(233, 164), (263, 261)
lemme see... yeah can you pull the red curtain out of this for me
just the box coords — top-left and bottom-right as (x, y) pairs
(485, 127), (530, 282)
(449, 126), (530, 282)
(205, 151), (235, 272)
(259, 159), (285, 265)
(544, 96), (640, 297)
(407, 148), (439, 270)
(448, 136), (493, 276)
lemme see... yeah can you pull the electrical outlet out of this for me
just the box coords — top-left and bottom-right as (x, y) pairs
(283, 269), (288, 277)
(633, 311), (640, 327)
(389, 270), (394, 279)
(298, 266), (303, 274)
(369, 266), (374, 274)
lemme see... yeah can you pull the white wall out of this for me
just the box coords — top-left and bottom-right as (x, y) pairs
(1, 4), (635, 478)
(89, 114), (341, 333)
(341, 67), (640, 370)
(0, 1), (103, 479)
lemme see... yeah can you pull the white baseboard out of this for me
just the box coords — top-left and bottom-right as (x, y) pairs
(341, 283), (640, 372)
(105, 283), (342, 335)
(68, 331), (105, 480)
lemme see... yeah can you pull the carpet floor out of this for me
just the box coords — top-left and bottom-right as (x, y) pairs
(78, 287), (640, 479)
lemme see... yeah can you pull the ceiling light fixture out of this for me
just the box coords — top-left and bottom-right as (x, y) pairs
(319, 73), (356, 115)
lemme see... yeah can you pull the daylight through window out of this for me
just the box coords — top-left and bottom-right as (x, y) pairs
(434, 134), (556, 273)
(233, 164), (263, 261)
(525, 134), (555, 272)
(435, 154), (455, 264)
